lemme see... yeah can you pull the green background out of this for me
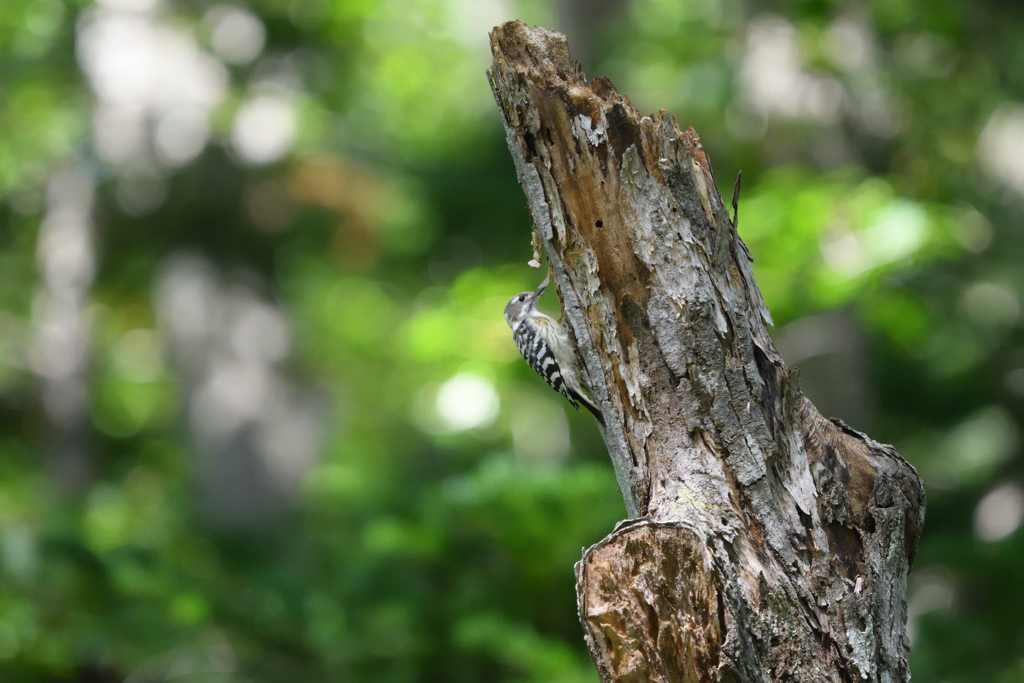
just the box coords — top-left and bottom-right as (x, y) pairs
(0, 0), (1022, 680)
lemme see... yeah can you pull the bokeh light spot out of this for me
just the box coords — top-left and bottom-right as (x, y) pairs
(207, 5), (266, 65)
(435, 373), (499, 432)
(231, 95), (297, 165)
(974, 482), (1024, 542)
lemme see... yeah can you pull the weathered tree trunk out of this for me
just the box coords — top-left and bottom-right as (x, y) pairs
(487, 21), (925, 683)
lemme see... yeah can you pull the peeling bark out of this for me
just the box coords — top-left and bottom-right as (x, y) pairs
(487, 21), (925, 683)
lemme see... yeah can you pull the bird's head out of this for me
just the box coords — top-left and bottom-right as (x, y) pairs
(504, 275), (549, 328)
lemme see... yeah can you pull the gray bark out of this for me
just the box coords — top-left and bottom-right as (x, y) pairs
(487, 21), (925, 683)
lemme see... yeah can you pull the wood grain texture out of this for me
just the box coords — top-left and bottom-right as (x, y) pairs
(488, 20), (925, 683)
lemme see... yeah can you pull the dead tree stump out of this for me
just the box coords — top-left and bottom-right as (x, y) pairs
(487, 20), (924, 683)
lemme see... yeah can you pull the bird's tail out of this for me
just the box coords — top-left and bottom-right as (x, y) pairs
(571, 389), (605, 426)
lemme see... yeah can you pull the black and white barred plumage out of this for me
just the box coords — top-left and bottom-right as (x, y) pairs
(504, 276), (604, 425)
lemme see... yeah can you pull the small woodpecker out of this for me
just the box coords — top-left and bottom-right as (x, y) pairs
(504, 275), (604, 425)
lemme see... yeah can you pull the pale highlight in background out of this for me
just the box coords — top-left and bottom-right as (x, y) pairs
(435, 373), (500, 432)
(977, 103), (1024, 197)
(974, 482), (1024, 543)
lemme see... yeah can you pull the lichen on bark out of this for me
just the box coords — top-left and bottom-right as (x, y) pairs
(488, 20), (925, 683)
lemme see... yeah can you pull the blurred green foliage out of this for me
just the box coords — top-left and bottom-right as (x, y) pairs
(0, 0), (1022, 681)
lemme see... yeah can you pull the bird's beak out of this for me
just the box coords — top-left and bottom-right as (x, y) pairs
(534, 274), (550, 298)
